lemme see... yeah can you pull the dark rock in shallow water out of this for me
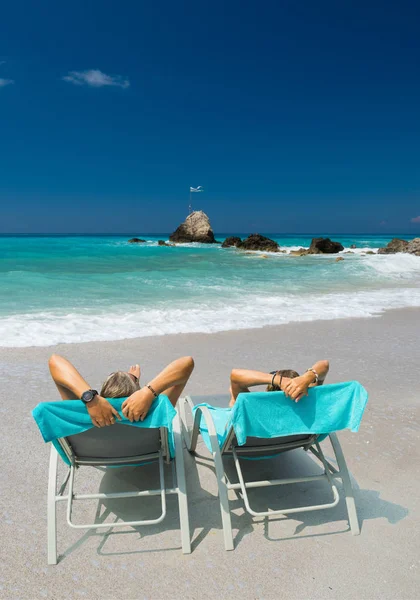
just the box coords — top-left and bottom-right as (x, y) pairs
(308, 237), (344, 254)
(237, 234), (279, 252)
(377, 238), (409, 254)
(158, 240), (170, 246)
(128, 237), (146, 243)
(169, 210), (217, 243)
(407, 238), (420, 256)
(336, 256), (344, 262)
(222, 236), (242, 248)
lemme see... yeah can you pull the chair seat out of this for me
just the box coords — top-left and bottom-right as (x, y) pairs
(228, 434), (315, 456)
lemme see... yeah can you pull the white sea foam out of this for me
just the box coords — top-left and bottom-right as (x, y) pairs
(278, 245), (380, 255)
(1, 286), (420, 347)
(363, 253), (420, 278)
(340, 247), (379, 255)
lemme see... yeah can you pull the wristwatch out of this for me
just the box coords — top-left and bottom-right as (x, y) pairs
(306, 368), (319, 384)
(81, 389), (99, 404)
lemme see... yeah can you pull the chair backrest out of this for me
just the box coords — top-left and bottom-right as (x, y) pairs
(59, 423), (168, 466)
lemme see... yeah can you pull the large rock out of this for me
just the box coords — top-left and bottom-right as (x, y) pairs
(169, 210), (217, 243)
(308, 237), (344, 254)
(237, 234), (279, 252)
(377, 238), (409, 254)
(407, 238), (420, 256)
(222, 236), (242, 248)
(128, 237), (146, 243)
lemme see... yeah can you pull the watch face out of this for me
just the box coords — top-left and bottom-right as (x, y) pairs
(82, 390), (94, 403)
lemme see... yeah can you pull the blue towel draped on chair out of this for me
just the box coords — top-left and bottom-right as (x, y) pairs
(32, 395), (177, 465)
(193, 381), (368, 452)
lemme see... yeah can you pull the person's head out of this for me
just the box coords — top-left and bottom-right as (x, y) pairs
(266, 369), (299, 392)
(100, 371), (140, 398)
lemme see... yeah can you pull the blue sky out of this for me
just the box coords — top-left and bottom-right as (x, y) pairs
(0, 0), (419, 234)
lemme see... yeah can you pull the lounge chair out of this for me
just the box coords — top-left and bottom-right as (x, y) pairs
(32, 395), (191, 564)
(179, 381), (368, 550)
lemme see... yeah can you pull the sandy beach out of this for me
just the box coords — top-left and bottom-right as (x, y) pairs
(1, 308), (420, 599)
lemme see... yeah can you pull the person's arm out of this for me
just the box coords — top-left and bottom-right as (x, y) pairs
(122, 356), (194, 422)
(229, 369), (292, 406)
(283, 360), (330, 402)
(48, 354), (121, 427)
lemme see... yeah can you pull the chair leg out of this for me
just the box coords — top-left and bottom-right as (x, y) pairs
(213, 447), (234, 551)
(329, 433), (360, 535)
(180, 402), (234, 550)
(173, 414), (191, 554)
(47, 445), (59, 565)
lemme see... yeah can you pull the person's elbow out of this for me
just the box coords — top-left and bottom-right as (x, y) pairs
(180, 356), (194, 375)
(320, 360), (330, 371)
(230, 368), (242, 383)
(48, 353), (62, 371)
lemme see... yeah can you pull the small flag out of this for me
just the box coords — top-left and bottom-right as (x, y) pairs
(190, 186), (204, 192)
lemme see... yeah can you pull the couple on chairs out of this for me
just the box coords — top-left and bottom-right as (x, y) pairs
(49, 354), (329, 424)
(45, 354), (365, 563)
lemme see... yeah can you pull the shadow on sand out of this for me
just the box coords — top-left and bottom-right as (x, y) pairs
(59, 438), (408, 561)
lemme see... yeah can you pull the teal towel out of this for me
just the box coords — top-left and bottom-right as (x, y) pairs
(193, 381), (368, 452)
(32, 395), (177, 465)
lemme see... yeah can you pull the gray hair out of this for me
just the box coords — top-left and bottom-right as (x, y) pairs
(100, 371), (140, 398)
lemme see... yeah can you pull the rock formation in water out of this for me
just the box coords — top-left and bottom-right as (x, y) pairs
(169, 211), (217, 244)
(158, 240), (171, 246)
(377, 238), (409, 254)
(128, 238), (146, 243)
(290, 238), (343, 256)
(407, 238), (420, 256)
(221, 236), (242, 248)
(237, 234), (279, 252)
(307, 237), (344, 254)
(377, 237), (420, 256)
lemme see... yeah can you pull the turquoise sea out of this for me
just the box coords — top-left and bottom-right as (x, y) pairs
(1, 233), (420, 347)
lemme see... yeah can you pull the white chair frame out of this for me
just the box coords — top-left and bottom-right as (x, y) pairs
(180, 396), (360, 551)
(47, 413), (191, 564)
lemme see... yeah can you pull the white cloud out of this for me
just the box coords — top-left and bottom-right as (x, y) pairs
(62, 69), (130, 89)
(410, 216), (420, 224)
(0, 78), (14, 87)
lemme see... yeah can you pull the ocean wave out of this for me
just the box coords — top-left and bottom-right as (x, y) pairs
(363, 253), (420, 278)
(1, 287), (420, 347)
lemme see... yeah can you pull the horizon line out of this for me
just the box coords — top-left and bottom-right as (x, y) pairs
(0, 231), (418, 236)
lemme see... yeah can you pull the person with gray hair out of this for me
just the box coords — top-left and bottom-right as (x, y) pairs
(48, 353), (194, 427)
